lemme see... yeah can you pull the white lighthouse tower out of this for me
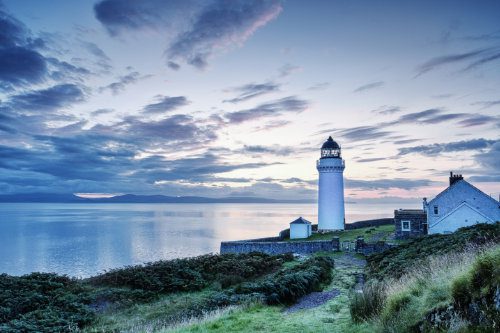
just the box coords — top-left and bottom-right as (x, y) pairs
(317, 136), (345, 231)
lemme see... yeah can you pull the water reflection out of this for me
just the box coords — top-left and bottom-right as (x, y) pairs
(0, 202), (402, 277)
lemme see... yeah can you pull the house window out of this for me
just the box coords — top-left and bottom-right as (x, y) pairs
(401, 220), (411, 231)
(433, 205), (438, 215)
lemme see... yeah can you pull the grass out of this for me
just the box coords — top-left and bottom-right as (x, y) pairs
(367, 222), (500, 281)
(166, 252), (371, 333)
(83, 255), (335, 332)
(353, 223), (500, 332)
(286, 224), (395, 242)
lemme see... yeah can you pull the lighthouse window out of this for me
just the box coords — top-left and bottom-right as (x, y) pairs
(401, 220), (411, 231)
(433, 205), (439, 215)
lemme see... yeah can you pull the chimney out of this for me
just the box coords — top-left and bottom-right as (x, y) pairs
(449, 172), (463, 186)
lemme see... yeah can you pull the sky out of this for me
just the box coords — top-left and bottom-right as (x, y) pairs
(0, 0), (499, 202)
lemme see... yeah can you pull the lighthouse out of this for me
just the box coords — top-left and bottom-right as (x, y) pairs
(317, 136), (345, 231)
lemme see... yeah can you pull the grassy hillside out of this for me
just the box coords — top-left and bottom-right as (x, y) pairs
(366, 222), (499, 280)
(351, 222), (500, 332)
(1, 223), (498, 332)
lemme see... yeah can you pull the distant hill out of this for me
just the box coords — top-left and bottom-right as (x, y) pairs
(0, 193), (314, 204)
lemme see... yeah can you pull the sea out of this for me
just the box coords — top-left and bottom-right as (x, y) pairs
(0, 202), (416, 277)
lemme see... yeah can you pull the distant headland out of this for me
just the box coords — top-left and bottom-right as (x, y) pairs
(0, 193), (316, 204)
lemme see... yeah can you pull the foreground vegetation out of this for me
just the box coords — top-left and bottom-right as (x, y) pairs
(351, 222), (500, 332)
(0, 253), (335, 332)
(1, 222), (498, 332)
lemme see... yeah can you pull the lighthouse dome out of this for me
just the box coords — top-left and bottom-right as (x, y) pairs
(321, 136), (340, 149)
(320, 136), (341, 158)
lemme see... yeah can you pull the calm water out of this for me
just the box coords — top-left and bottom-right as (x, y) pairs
(0, 202), (403, 277)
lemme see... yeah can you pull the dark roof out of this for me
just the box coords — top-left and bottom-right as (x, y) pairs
(290, 217), (311, 225)
(428, 179), (499, 206)
(321, 136), (340, 149)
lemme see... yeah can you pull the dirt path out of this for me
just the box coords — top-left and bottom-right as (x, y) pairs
(285, 289), (341, 313)
(285, 253), (367, 313)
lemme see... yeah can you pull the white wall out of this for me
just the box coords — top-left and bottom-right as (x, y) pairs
(430, 204), (493, 234)
(290, 224), (311, 239)
(428, 181), (499, 234)
(317, 157), (345, 230)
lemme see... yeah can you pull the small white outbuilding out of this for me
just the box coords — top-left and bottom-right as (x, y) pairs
(290, 217), (312, 239)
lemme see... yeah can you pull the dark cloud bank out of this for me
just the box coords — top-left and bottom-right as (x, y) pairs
(94, 0), (283, 69)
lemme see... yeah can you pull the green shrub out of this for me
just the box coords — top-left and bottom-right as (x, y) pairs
(350, 281), (386, 322)
(0, 273), (94, 332)
(367, 222), (500, 281)
(451, 246), (500, 328)
(385, 292), (412, 315)
(234, 256), (334, 305)
(88, 252), (291, 293)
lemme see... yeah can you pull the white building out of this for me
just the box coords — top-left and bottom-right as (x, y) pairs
(290, 217), (312, 239)
(317, 136), (345, 231)
(424, 172), (500, 234)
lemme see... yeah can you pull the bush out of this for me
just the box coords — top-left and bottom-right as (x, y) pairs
(350, 282), (386, 322)
(451, 246), (500, 328)
(0, 273), (94, 332)
(367, 222), (500, 281)
(235, 256), (334, 305)
(88, 252), (292, 293)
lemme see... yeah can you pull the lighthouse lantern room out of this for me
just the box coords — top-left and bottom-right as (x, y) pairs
(317, 136), (345, 231)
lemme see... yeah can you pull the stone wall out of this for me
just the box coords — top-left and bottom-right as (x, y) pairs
(355, 236), (396, 255)
(220, 237), (340, 255)
(219, 218), (395, 256)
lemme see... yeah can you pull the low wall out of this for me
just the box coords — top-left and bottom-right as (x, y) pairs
(355, 237), (396, 255)
(220, 238), (339, 255)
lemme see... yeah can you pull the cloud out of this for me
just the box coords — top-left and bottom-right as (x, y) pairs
(468, 175), (500, 182)
(306, 82), (330, 91)
(355, 157), (387, 163)
(431, 94), (454, 99)
(107, 114), (217, 143)
(142, 95), (189, 114)
(91, 108), (114, 116)
(277, 63), (301, 78)
(371, 105), (402, 115)
(99, 71), (151, 95)
(392, 108), (466, 125)
(80, 41), (112, 71)
(252, 119), (291, 131)
(464, 30), (500, 42)
(415, 47), (500, 76)
(346, 178), (432, 190)
(325, 126), (393, 141)
(470, 100), (500, 109)
(474, 141), (500, 171)
(468, 141), (500, 182)
(398, 138), (498, 156)
(167, 0), (282, 69)
(243, 144), (295, 156)
(224, 96), (308, 124)
(7, 84), (86, 112)
(457, 114), (499, 127)
(0, 47), (47, 90)
(223, 81), (279, 103)
(318, 108), (473, 144)
(46, 57), (92, 80)
(94, 0), (282, 69)
(0, 7), (48, 90)
(462, 51), (500, 71)
(353, 81), (384, 93)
